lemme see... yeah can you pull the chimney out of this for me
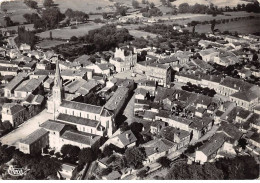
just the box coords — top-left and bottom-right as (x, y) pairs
(154, 147), (159, 152)
(126, 133), (130, 139)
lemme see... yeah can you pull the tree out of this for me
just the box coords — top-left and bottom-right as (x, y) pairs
(156, 157), (171, 168)
(252, 53), (258, 61)
(211, 19), (216, 34)
(103, 145), (114, 157)
(137, 169), (148, 179)
(78, 148), (95, 164)
(70, 36), (78, 42)
(178, 3), (190, 13)
(190, 21), (198, 35)
(49, 31), (53, 40)
(99, 167), (112, 176)
(24, 0), (38, 9)
(61, 144), (80, 159)
(132, 0), (139, 9)
(42, 7), (64, 29)
(4, 16), (13, 27)
(43, 0), (54, 8)
(150, 2), (155, 8)
(120, 122), (130, 132)
(125, 147), (146, 169)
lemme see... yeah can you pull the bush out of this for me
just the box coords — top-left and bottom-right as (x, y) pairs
(99, 167), (112, 176)
(71, 25), (78, 29)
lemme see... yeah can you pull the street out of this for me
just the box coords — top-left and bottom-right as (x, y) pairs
(0, 110), (53, 148)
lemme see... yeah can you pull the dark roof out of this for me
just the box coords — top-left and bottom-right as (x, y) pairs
(2, 103), (25, 114)
(230, 91), (258, 102)
(57, 113), (99, 128)
(60, 100), (102, 114)
(40, 120), (66, 132)
(105, 171), (121, 180)
(61, 131), (100, 146)
(117, 130), (137, 146)
(218, 122), (243, 142)
(198, 133), (226, 157)
(20, 128), (49, 145)
(142, 138), (175, 156)
(4, 73), (27, 90)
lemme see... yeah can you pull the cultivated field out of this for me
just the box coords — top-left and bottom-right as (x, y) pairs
(36, 23), (105, 39)
(129, 29), (158, 39)
(188, 19), (260, 34)
(0, 1), (37, 24)
(36, 39), (67, 49)
(54, 0), (115, 13)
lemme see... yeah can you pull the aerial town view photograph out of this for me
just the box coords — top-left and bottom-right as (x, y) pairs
(0, 0), (259, 181)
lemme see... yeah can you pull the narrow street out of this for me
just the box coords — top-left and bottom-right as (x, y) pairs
(0, 110), (53, 148)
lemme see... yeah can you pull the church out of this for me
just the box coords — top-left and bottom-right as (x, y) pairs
(47, 60), (115, 137)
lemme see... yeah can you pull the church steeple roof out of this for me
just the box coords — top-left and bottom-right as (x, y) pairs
(54, 59), (62, 88)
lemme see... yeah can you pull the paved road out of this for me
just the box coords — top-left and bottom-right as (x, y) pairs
(0, 110), (53, 148)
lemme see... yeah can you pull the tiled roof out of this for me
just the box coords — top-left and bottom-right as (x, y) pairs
(60, 100), (102, 114)
(220, 76), (253, 91)
(20, 128), (49, 145)
(218, 122), (243, 141)
(117, 130), (137, 146)
(105, 171), (121, 180)
(142, 138), (175, 156)
(15, 78), (42, 92)
(4, 73), (27, 90)
(2, 103), (25, 115)
(104, 87), (129, 111)
(61, 131), (100, 146)
(57, 113), (99, 128)
(40, 120), (66, 132)
(230, 91), (258, 102)
(198, 133), (226, 157)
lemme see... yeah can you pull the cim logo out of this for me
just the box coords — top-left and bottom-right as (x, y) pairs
(6, 166), (30, 176)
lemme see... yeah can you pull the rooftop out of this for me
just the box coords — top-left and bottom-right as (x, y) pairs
(20, 128), (49, 145)
(57, 113), (99, 128)
(61, 130), (100, 146)
(40, 120), (66, 132)
(60, 100), (102, 114)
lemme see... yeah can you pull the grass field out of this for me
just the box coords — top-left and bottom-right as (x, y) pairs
(36, 39), (67, 49)
(0, 1), (37, 24)
(54, 0), (115, 13)
(129, 29), (159, 39)
(36, 23), (105, 39)
(156, 11), (260, 25)
(188, 19), (260, 34)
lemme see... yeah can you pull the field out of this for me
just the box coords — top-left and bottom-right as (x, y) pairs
(155, 11), (260, 25)
(54, 0), (115, 13)
(188, 18), (260, 34)
(36, 23), (105, 40)
(171, 0), (251, 7)
(129, 29), (159, 39)
(36, 39), (67, 49)
(0, 1), (38, 24)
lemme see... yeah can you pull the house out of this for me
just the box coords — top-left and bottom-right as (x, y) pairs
(101, 130), (137, 149)
(0, 67), (18, 76)
(14, 77), (45, 99)
(58, 163), (77, 180)
(238, 68), (252, 79)
(160, 126), (190, 149)
(4, 73), (28, 98)
(59, 130), (101, 151)
(19, 128), (49, 154)
(104, 87), (130, 117)
(36, 59), (52, 70)
(103, 171), (121, 180)
(40, 120), (66, 150)
(109, 46), (137, 73)
(142, 138), (177, 164)
(19, 44), (31, 52)
(1, 103), (27, 127)
(230, 91), (259, 111)
(199, 48), (218, 62)
(195, 133), (226, 164)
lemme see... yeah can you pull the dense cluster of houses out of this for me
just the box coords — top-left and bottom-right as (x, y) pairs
(0, 25), (260, 180)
